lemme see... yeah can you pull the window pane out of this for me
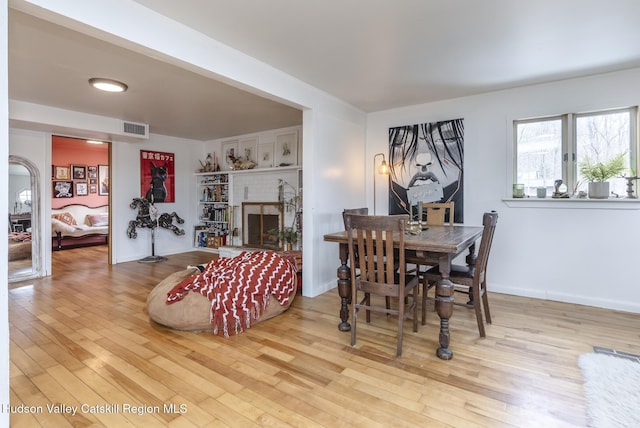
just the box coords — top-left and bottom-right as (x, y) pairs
(576, 110), (631, 196)
(515, 119), (563, 196)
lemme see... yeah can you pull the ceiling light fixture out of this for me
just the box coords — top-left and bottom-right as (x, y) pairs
(89, 78), (128, 93)
(86, 140), (105, 145)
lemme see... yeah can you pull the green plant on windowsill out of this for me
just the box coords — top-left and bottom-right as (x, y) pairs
(578, 153), (627, 199)
(579, 153), (626, 182)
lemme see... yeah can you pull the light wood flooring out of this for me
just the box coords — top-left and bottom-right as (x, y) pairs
(8, 245), (640, 427)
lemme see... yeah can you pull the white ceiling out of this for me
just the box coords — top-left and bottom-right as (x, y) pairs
(9, 0), (640, 141)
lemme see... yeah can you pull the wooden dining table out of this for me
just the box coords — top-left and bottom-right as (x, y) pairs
(323, 223), (484, 360)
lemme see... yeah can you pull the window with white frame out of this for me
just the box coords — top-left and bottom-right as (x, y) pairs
(514, 107), (638, 198)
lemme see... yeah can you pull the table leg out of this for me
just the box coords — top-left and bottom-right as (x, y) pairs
(336, 242), (351, 331)
(435, 254), (454, 360)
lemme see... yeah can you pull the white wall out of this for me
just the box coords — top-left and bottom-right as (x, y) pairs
(112, 134), (203, 263)
(368, 68), (640, 313)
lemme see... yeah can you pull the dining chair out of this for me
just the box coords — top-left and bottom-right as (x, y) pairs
(344, 213), (419, 356)
(342, 208), (369, 270)
(422, 211), (498, 337)
(343, 207), (399, 310)
(419, 201), (455, 226)
(405, 201), (455, 314)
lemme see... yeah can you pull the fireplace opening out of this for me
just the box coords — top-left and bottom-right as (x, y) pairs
(242, 202), (284, 250)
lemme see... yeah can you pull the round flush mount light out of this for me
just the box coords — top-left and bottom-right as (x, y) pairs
(89, 78), (128, 93)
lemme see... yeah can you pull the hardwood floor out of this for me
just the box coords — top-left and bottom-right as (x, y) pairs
(8, 246), (640, 427)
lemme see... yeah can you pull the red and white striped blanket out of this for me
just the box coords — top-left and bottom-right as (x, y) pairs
(166, 251), (297, 336)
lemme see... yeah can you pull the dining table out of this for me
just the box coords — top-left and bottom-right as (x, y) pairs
(323, 223), (484, 360)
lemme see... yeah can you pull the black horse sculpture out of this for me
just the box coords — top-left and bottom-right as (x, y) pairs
(145, 162), (169, 202)
(127, 197), (185, 239)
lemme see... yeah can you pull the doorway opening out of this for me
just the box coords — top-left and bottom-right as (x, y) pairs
(51, 136), (110, 270)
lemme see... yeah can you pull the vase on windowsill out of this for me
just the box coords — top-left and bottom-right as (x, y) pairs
(587, 182), (610, 199)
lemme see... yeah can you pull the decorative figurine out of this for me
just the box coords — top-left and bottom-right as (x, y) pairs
(552, 179), (570, 198)
(624, 176), (640, 199)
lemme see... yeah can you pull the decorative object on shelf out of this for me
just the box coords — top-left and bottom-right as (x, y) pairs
(623, 175), (640, 199)
(127, 197), (185, 263)
(221, 140), (238, 171)
(227, 153), (257, 170)
(140, 150), (175, 203)
(512, 183), (525, 198)
(536, 186), (547, 198)
(552, 179), (570, 198)
(198, 153), (219, 172)
(578, 153), (626, 199)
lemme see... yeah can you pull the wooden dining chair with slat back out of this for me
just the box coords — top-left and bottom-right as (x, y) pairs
(419, 201), (455, 226)
(344, 213), (419, 357)
(422, 211), (498, 337)
(405, 201), (455, 323)
(342, 208), (369, 272)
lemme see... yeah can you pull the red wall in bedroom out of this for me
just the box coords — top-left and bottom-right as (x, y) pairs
(51, 136), (109, 209)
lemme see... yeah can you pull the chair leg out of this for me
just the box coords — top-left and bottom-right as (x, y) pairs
(397, 294), (404, 357)
(421, 279), (428, 325)
(481, 280), (492, 324)
(412, 286), (418, 333)
(365, 293), (371, 323)
(472, 283), (485, 337)
(351, 298), (357, 347)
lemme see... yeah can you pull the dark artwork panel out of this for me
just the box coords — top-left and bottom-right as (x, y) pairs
(388, 119), (464, 223)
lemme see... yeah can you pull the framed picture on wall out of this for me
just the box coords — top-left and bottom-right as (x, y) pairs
(54, 166), (70, 180)
(53, 181), (74, 198)
(140, 150), (175, 202)
(238, 137), (258, 163)
(71, 164), (87, 180)
(257, 142), (274, 168)
(98, 164), (109, 196)
(89, 184), (97, 194)
(275, 131), (298, 167)
(221, 140), (238, 171)
(88, 165), (97, 179)
(75, 181), (88, 196)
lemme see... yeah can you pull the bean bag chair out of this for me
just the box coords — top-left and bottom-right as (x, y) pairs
(147, 251), (297, 335)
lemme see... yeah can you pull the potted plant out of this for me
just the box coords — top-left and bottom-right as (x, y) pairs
(268, 227), (299, 251)
(281, 227), (299, 251)
(578, 153), (626, 199)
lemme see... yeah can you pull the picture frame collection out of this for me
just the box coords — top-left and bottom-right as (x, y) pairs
(52, 164), (106, 198)
(219, 130), (299, 171)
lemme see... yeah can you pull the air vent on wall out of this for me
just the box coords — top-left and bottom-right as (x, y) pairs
(122, 121), (149, 138)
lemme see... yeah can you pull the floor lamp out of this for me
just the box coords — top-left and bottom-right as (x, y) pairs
(373, 153), (390, 215)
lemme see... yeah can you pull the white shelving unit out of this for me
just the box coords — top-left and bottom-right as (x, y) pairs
(194, 172), (231, 251)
